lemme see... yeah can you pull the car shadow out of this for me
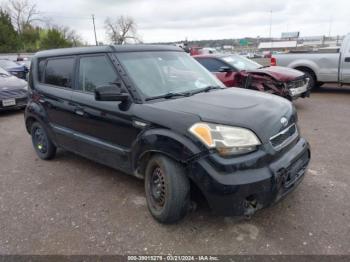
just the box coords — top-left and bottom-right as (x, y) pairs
(51, 148), (296, 227)
(0, 109), (25, 117)
(314, 85), (350, 94)
(53, 148), (215, 219)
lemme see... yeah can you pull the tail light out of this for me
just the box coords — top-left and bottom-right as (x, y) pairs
(271, 57), (277, 66)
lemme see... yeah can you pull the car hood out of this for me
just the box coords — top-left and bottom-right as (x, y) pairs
(247, 66), (304, 82)
(0, 75), (27, 90)
(4, 65), (27, 72)
(145, 88), (295, 143)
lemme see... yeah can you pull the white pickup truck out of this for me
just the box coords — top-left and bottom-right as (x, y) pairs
(271, 34), (350, 89)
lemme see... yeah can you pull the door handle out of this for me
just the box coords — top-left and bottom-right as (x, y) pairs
(345, 57), (350, 62)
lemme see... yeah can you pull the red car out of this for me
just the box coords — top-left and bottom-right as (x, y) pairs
(194, 54), (310, 100)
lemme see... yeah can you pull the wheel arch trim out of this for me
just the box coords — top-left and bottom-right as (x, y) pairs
(130, 128), (205, 177)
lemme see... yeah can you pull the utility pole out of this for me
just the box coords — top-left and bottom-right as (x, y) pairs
(92, 14), (98, 46)
(328, 16), (333, 37)
(269, 10), (272, 39)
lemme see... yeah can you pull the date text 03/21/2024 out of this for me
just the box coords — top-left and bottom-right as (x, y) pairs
(127, 256), (219, 261)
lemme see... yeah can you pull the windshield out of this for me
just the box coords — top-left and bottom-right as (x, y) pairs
(222, 54), (262, 71)
(116, 51), (224, 99)
(0, 60), (20, 69)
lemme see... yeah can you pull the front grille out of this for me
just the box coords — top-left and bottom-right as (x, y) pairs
(288, 78), (307, 89)
(0, 89), (27, 100)
(270, 124), (299, 150)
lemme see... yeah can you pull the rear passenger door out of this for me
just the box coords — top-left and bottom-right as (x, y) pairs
(38, 56), (77, 149)
(69, 54), (140, 172)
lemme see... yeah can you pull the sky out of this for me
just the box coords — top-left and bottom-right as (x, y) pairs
(1, 0), (350, 44)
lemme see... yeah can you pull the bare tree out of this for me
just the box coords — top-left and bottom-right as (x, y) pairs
(6, 0), (40, 34)
(105, 16), (140, 45)
(60, 26), (82, 46)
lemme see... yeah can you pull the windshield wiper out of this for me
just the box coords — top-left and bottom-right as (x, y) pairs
(145, 91), (191, 101)
(188, 85), (222, 95)
(145, 86), (222, 101)
(258, 65), (270, 69)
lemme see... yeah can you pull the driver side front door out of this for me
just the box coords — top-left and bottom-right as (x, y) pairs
(69, 54), (140, 173)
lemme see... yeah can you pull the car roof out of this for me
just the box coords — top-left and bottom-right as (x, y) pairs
(35, 45), (183, 58)
(193, 54), (236, 59)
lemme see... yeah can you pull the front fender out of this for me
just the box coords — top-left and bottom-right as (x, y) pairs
(130, 128), (205, 175)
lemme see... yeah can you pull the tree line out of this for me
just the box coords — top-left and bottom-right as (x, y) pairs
(0, 0), (83, 52)
(0, 0), (140, 53)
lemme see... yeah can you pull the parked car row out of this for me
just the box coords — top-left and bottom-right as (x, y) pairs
(193, 54), (310, 100)
(271, 33), (350, 89)
(0, 67), (28, 111)
(0, 59), (29, 80)
(0, 56), (32, 111)
(178, 44), (311, 100)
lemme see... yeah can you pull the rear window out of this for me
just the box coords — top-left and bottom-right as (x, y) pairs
(44, 57), (75, 88)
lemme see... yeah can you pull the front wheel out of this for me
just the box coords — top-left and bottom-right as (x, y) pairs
(301, 70), (318, 91)
(144, 155), (190, 224)
(31, 122), (56, 160)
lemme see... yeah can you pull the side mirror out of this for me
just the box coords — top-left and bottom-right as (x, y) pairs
(218, 66), (233, 73)
(95, 85), (129, 102)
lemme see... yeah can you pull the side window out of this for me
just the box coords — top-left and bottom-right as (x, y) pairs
(44, 58), (74, 88)
(196, 58), (227, 72)
(77, 55), (119, 93)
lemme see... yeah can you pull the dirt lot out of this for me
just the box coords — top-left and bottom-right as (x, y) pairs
(0, 86), (349, 255)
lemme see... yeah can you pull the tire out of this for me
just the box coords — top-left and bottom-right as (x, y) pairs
(144, 154), (190, 224)
(31, 122), (56, 160)
(300, 69), (318, 91)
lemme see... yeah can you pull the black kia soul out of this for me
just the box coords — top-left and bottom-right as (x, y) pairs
(25, 45), (310, 223)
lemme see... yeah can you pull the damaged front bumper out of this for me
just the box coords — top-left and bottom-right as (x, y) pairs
(188, 137), (310, 216)
(288, 78), (310, 99)
(241, 72), (310, 100)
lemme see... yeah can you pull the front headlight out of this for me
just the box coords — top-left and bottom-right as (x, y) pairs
(189, 122), (261, 156)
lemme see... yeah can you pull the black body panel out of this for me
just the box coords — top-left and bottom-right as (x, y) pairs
(25, 46), (311, 217)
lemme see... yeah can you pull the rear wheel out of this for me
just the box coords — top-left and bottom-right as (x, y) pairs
(144, 155), (190, 224)
(31, 122), (56, 160)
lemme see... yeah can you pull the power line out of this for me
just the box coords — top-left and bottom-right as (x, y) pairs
(39, 12), (91, 20)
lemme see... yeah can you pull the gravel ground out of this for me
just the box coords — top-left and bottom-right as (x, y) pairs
(0, 86), (349, 255)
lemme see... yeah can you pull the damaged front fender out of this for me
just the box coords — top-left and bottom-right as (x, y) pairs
(238, 72), (291, 99)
